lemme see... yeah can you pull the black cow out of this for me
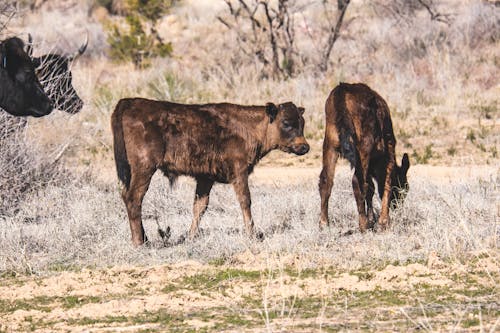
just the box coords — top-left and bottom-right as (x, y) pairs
(0, 37), (52, 117)
(29, 34), (88, 114)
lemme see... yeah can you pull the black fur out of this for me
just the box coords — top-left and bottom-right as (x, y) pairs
(266, 102), (278, 123)
(334, 83), (357, 167)
(112, 99), (131, 189)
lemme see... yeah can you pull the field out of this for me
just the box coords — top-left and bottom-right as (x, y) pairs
(0, 0), (499, 331)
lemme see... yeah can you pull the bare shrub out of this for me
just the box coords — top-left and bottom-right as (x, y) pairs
(0, 0), (17, 35)
(0, 113), (67, 215)
(217, 0), (351, 78)
(374, 0), (453, 26)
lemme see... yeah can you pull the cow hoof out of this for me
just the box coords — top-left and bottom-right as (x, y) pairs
(132, 239), (145, 247)
(377, 224), (390, 232)
(187, 232), (199, 242)
(319, 220), (329, 230)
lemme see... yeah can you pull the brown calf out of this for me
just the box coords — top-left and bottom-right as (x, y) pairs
(112, 98), (309, 246)
(319, 83), (409, 232)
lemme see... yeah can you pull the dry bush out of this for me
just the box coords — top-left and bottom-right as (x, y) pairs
(0, 1), (15, 28)
(217, 0), (351, 77)
(0, 114), (67, 215)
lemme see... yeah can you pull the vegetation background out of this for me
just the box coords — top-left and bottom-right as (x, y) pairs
(0, 0), (498, 331)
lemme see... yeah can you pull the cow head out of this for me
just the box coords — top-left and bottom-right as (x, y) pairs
(390, 153), (410, 208)
(0, 37), (52, 117)
(266, 102), (310, 156)
(31, 34), (88, 114)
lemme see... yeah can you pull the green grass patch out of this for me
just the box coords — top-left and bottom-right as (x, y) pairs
(0, 296), (55, 313)
(181, 268), (261, 290)
(0, 295), (105, 314)
(61, 295), (102, 309)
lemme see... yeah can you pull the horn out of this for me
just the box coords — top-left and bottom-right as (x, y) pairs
(68, 31), (89, 62)
(26, 33), (33, 57)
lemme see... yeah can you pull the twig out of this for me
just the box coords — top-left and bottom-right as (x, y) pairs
(319, 0), (350, 72)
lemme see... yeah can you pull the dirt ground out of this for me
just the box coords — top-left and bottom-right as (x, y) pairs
(0, 250), (498, 332)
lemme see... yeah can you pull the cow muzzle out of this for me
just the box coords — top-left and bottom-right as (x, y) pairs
(282, 138), (310, 155)
(292, 143), (310, 155)
(29, 102), (53, 117)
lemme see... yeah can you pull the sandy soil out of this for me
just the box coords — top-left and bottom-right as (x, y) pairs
(1, 250), (498, 332)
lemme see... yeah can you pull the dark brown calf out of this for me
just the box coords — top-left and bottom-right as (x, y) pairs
(319, 83), (409, 232)
(112, 98), (309, 246)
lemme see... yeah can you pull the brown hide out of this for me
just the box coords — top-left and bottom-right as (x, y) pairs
(319, 83), (409, 232)
(112, 98), (309, 246)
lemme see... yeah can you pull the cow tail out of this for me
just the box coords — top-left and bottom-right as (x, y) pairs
(111, 100), (131, 189)
(340, 129), (356, 168)
(335, 83), (357, 168)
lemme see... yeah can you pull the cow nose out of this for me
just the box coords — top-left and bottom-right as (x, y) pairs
(294, 143), (310, 155)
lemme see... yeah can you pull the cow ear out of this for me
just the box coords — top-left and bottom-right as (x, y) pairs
(266, 103), (279, 123)
(401, 153), (410, 173)
(298, 107), (305, 116)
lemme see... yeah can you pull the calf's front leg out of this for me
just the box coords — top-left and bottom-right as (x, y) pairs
(319, 141), (339, 228)
(232, 170), (254, 236)
(378, 157), (395, 230)
(352, 158), (370, 232)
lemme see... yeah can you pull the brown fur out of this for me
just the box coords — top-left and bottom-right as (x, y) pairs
(112, 98), (309, 246)
(319, 83), (410, 232)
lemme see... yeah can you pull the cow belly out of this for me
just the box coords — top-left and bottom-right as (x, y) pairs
(161, 141), (233, 183)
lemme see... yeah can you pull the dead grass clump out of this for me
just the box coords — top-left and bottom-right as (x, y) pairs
(0, 113), (67, 215)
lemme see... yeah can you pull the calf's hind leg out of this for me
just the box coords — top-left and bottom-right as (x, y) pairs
(122, 168), (155, 247)
(319, 130), (340, 228)
(352, 157), (370, 232)
(188, 177), (214, 240)
(366, 177), (376, 230)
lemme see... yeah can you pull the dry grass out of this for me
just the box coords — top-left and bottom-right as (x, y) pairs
(0, 167), (497, 273)
(0, 114), (67, 215)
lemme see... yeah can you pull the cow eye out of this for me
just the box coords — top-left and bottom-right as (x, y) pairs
(282, 120), (292, 129)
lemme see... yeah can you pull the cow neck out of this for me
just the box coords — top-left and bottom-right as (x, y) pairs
(260, 115), (278, 158)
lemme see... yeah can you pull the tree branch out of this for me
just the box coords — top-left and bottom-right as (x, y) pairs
(319, 0), (350, 72)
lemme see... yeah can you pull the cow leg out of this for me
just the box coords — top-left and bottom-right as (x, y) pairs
(352, 158), (370, 232)
(122, 168), (155, 247)
(378, 154), (395, 230)
(232, 170), (254, 236)
(366, 177), (376, 230)
(188, 177), (214, 240)
(319, 141), (339, 229)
